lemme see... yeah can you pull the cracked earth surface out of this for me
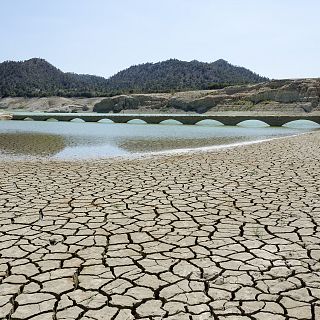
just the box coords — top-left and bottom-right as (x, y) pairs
(0, 132), (320, 320)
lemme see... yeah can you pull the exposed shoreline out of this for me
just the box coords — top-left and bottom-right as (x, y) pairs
(0, 131), (319, 318)
(124, 130), (313, 161)
(0, 129), (313, 163)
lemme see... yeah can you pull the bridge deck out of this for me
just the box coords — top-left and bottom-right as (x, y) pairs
(10, 113), (320, 126)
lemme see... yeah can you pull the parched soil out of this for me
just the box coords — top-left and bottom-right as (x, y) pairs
(0, 132), (320, 319)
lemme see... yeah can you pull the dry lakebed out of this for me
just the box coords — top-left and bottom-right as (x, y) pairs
(0, 126), (319, 319)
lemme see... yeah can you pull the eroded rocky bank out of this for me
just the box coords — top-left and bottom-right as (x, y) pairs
(1, 78), (320, 115)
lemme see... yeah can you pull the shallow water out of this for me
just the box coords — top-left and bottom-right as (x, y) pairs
(0, 120), (316, 160)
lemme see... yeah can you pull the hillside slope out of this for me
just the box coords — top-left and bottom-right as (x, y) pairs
(0, 58), (267, 97)
(105, 59), (268, 93)
(0, 58), (108, 97)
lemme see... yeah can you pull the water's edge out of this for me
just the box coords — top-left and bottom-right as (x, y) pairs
(1, 131), (311, 164)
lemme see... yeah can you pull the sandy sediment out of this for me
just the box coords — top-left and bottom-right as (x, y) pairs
(0, 132), (319, 319)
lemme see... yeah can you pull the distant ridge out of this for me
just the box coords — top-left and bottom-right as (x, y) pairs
(0, 58), (268, 97)
(0, 58), (107, 97)
(107, 59), (268, 93)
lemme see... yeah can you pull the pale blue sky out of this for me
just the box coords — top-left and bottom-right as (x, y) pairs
(1, 0), (319, 79)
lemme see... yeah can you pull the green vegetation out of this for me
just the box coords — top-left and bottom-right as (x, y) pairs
(0, 58), (109, 97)
(207, 82), (237, 90)
(0, 58), (268, 98)
(106, 59), (268, 93)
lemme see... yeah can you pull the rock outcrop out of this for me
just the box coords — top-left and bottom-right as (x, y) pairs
(93, 79), (320, 114)
(93, 94), (169, 113)
(0, 97), (103, 113)
(1, 79), (320, 114)
(0, 113), (12, 120)
(93, 79), (320, 113)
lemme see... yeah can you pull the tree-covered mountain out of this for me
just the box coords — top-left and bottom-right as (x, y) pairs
(0, 58), (108, 97)
(107, 59), (268, 93)
(0, 58), (268, 97)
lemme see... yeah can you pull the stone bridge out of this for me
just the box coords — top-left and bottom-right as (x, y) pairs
(10, 113), (320, 126)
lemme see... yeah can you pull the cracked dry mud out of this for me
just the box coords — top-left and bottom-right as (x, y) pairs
(0, 132), (320, 320)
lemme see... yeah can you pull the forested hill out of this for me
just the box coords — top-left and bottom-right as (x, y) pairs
(0, 58), (108, 97)
(0, 58), (268, 97)
(107, 59), (268, 93)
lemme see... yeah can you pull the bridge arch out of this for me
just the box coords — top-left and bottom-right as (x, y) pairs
(283, 119), (320, 128)
(195, 119), (224, 126)
(23, 117), (34, 121)
(97, 119), (114, 124)
(70, 118), (85, 123)
(159, 119), (183, 125)
(127, 119), (147, 124)
(46, 118), (59, 122)
(236, 120), (270, 127)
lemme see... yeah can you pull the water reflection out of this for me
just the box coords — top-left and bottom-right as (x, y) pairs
(0, 120), (316, 160)
(0, 133), (66, 157)
(119, 137), (249, 152)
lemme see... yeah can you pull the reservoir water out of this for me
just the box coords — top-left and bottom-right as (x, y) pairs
(0, 119), (317, 160)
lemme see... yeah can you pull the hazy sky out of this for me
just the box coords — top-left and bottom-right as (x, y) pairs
(1, 0), (319, 79)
